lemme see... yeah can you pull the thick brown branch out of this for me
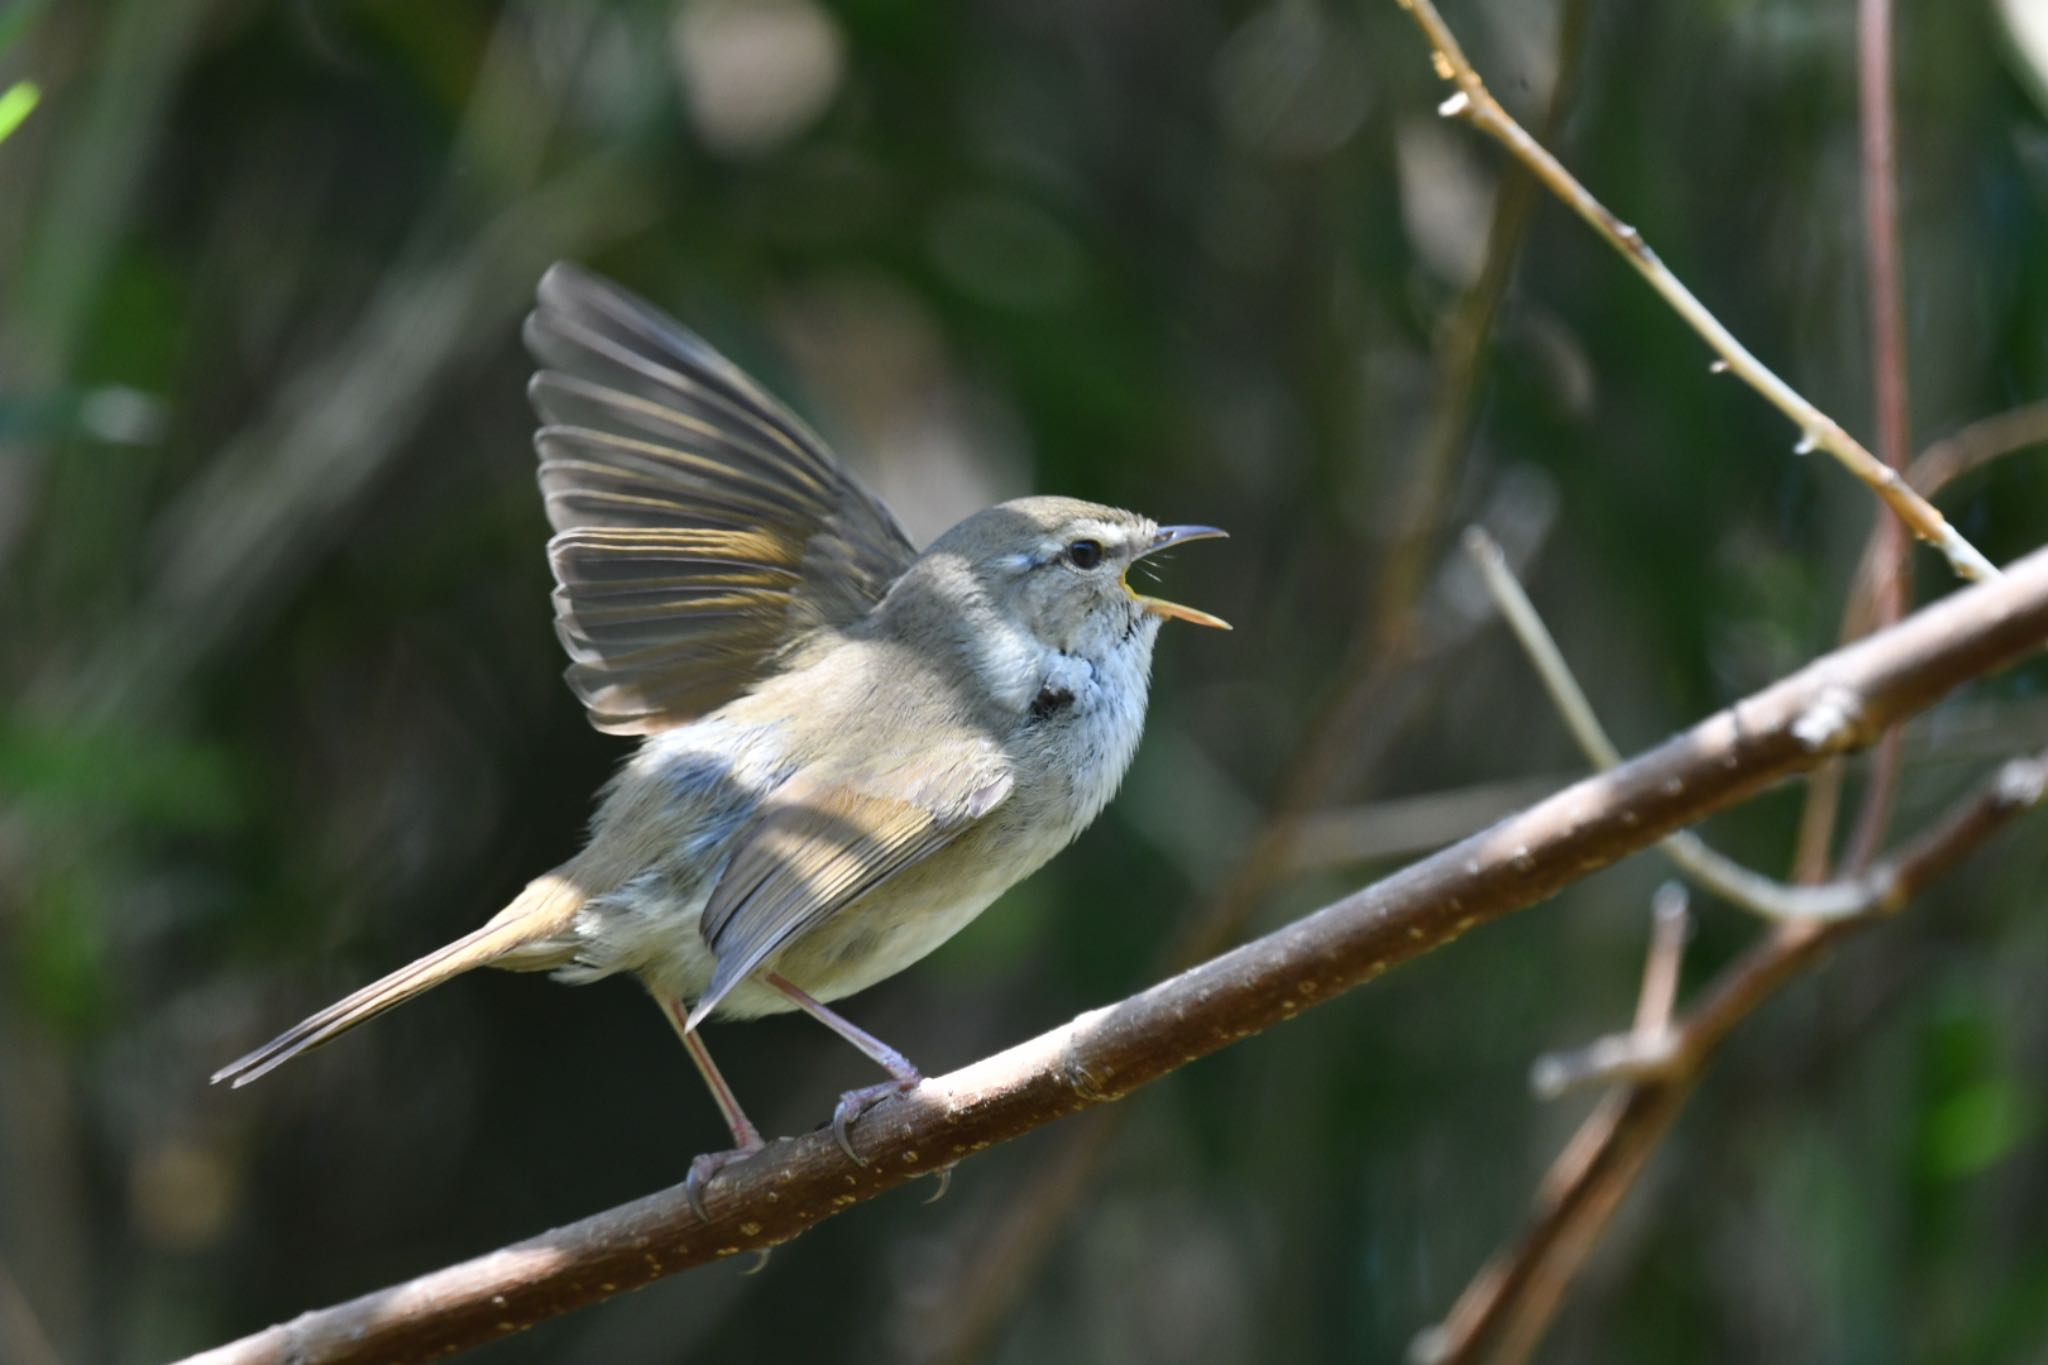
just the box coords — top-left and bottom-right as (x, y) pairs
(180, 548), (2048, 1365)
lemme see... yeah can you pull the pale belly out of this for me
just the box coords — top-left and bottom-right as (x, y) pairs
(661, 810), (1072, 1020)
(554, 769), (1078, 1021)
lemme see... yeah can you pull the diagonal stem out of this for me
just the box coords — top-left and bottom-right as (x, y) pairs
(1465, 527), (1884, 922)
(1394, 0), (1997, 583)
(1844, 0), (1914, 871)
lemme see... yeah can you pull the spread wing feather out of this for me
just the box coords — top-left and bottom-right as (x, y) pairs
(525, 263), (919, 734)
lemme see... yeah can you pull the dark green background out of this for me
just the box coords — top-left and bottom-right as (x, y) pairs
(3, 1), (2046, 1361)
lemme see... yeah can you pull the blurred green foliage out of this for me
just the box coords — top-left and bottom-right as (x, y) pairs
(2, 1), (2046, 1362)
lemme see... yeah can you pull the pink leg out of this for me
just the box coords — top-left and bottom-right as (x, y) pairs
(661, 997), (764, 1221)
(764, 973), (921, 1082)
(765, 973), (922, 1164)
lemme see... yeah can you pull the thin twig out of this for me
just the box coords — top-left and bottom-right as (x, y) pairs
(1416, 744), (2048, 1365)
(1840, 399), (2048, 641)
(1412, 1080), (1689, 1365)
(1528, 883), (1691, 1100)
(1285, 775), (1574, 871)
(1465, 527), (1878, 922)
(1908, 400), (2048, 498)
(1632, 883), (1690, 1034)
(1394, 0), (1998, 583)
(178, 548), (2048, 1365)
(1372, 0), (1594, 644)
(1414, 884), (1697, 1365)
(1403, 11), (2027, 1354)
(1843, 0), (1915, 872)
(1800, 398), (2048, 880)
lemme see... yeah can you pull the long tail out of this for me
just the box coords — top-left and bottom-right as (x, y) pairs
(211, 873), (587, 1088)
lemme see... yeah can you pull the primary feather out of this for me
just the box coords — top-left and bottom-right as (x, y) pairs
(527, 262), (918, 734)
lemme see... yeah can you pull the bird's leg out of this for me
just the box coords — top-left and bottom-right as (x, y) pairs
(661, 998), (765, 1222)
(764, 972), (922, 1165)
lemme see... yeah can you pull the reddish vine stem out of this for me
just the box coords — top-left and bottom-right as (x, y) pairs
(1844, 0), (1915, 872)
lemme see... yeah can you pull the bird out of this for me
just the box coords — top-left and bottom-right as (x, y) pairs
(212, 262), (1228, 1212)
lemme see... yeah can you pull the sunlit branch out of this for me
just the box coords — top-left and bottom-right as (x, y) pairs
(1393, 0), (1997, 583)
(179, 547), (2048, 1365)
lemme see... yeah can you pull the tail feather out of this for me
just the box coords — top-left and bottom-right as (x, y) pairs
(212, 874), (586, 1088)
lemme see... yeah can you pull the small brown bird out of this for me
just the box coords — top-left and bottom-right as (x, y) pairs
(214, 264), (1227, 1207)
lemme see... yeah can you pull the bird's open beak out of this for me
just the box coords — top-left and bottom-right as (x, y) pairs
(1125, 525), (1230, 630)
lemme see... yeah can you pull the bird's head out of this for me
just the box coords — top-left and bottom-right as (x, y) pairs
(895, 496), (1227, 667)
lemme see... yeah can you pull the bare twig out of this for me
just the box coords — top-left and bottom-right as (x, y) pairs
(1908, 400), (2048, 498)
(1402, 11), (2032, 1356)
(1800, 398), (2048, 878)
(1632, 883), (1691, 1035)
(1838, 400), (2048, 642)
(1857, 0), (1915, 605)
(1372, 0), (1594, 644)
(1465, 527), (1878, 922)
(1412, 1080), (1689, 1365)
(1843, 0), (1915, 872)
(1415, 885), (1694, 1365)
(175, 547), (2048, 1365)
(1394, 0), (1998, 583)
(1528, 884), (1690, 1100)
(1286, 775), (1573, 871)
(1415, 745), (2048, 1365)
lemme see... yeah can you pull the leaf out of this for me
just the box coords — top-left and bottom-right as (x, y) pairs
(0, 81), (39, 145)
(1923, 1078), (2043, 1179)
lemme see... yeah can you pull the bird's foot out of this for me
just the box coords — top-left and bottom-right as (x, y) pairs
(684, 1137), (766, 1223)
(831, 1074), (921, 1165)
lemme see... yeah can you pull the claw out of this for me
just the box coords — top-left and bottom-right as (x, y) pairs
(739, 1248), (773, 1276)
(684, 1141), (764, 1223)
(830, 1077), (920, 1165)
(921, 1164), (956, 1204)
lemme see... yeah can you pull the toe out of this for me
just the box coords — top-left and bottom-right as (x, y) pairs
(832, 1098), (870, 1165)
(685, 1163), (713, 1223)
(685, 1141), (765, 1222)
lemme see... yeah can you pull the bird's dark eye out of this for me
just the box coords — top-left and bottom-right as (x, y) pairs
(1066, 539), (1104, 570)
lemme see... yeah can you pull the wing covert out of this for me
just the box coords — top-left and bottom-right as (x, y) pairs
(684, 760), (1013, 1029)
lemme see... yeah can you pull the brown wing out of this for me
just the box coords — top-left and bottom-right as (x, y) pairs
(524, 263), (919, 734)
(684, 759), (1014, 1029)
